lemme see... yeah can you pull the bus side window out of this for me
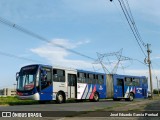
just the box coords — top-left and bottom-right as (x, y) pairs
(98, 75), (104, 84)
(132, 78), (136, 86)
(77, 72), (83, 83)
(53, 69), (65, 82)
(82, 73), (85, 83)
(95, 75), (98, 84)
(92, 74), (96, 84)
(125, 77), (132, 86)
(133, 78), (140, 86)
(89, 74), (93, 84)
(117, 79), (123, 86)
(142, 78), (147, 84)
(84, 73), (87, 83)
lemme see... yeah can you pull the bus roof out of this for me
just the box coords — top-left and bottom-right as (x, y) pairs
(77, 69), (105, 75)
(111, 74), (146, 78)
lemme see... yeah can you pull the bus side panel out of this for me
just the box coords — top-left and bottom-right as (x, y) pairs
(96, 84), (106, 99)
(142, 88), (148, 98)
(77, 83), (95, 100)
(123, 86), (135, 98)
(134, 87), (143, 98)
(123, 85), (146, 99)
(77, 83), (87, 99)
(52, 82), (67, 100)
(77, 83), (106, 100)
(40, 85), (53, 100)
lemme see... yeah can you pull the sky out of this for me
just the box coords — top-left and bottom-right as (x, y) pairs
(0, 0), (160, 90)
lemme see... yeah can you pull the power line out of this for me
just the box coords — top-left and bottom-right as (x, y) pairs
(0, 17), (95, 61)
(0, 50), (44, 63)
(118, 0), (147, 57)
(110, 0), (147, 57)
(0, 16), (148, 72)
(132, 58), (147, 66)
(123, 0), (146, 47)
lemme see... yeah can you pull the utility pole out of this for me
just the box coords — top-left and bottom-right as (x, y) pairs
(156, 77), (159, 96)
(147, 44), (153, 99)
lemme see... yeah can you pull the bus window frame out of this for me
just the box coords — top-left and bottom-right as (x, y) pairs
(53, 69), (65, 82)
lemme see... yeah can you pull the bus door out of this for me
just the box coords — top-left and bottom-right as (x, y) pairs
(68, 74), (77, 99)
(116, 79), (124, 97)
(39, 67), (52, 100)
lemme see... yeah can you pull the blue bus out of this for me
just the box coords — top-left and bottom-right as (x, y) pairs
(106, 74), (148, 101)
(16, 64), (148, 103)
(16, 64), (106, 103)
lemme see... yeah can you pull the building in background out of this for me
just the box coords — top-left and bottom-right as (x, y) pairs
(0, 88), (16, 96)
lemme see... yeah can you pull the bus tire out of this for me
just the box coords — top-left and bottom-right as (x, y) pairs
(93, 92), (99, 102)
(56, 92), (64, 104)
(128, 93), (134, 101)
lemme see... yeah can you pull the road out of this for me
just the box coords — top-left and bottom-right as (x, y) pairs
(0, 99), (129, 111)
(0, 99), (159, 120)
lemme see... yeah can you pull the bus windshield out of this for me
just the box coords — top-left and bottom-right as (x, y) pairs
(17, 65), (38, 91)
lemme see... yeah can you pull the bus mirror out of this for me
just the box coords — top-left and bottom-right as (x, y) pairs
(16, 72), (19, 81)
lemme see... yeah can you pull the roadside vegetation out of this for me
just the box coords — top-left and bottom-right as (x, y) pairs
(0, 96), (38, 105)
(0, 95), (160, 106)
(0, 96), (78, 105)
(153, 89), (160, 94)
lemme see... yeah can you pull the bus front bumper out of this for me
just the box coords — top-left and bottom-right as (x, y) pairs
(18, 93), (40, 100)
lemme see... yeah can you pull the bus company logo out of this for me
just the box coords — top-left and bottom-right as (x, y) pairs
(136, 88), (142, 90)
(99, 85), (103, 90)
(2, 112), (11, 117)
(136, 88), (142, 93)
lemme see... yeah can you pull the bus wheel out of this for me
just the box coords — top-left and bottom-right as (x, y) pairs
(128, 93), (134, 101)
(93, 92), (99, 102)
(56, 92), (64, 104)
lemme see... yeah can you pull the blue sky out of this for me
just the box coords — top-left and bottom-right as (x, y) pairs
(0, 0), (160, 89)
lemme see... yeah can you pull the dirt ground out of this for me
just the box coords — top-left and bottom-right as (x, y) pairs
(106, 96), (160, 111)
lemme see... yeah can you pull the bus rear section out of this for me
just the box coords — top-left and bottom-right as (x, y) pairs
(106, 74), (148, 101)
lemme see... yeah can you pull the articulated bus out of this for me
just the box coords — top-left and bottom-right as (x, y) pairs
(16, 64), (148, 103)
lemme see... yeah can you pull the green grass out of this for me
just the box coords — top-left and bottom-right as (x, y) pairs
(0, 96), (38, 105)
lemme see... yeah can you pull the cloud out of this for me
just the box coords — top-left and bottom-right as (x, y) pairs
(151, 55), (160, 60)
(30, 38), (99, 70)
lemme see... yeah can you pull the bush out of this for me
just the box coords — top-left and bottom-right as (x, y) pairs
(153, 89), (160, 94)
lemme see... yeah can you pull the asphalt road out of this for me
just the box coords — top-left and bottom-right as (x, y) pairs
(0, 99), (129, 111)
(0, 99), (159, 120)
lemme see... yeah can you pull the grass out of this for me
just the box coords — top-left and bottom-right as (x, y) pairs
(1, 96), (159, 106)
(0, 96), (38, 105)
